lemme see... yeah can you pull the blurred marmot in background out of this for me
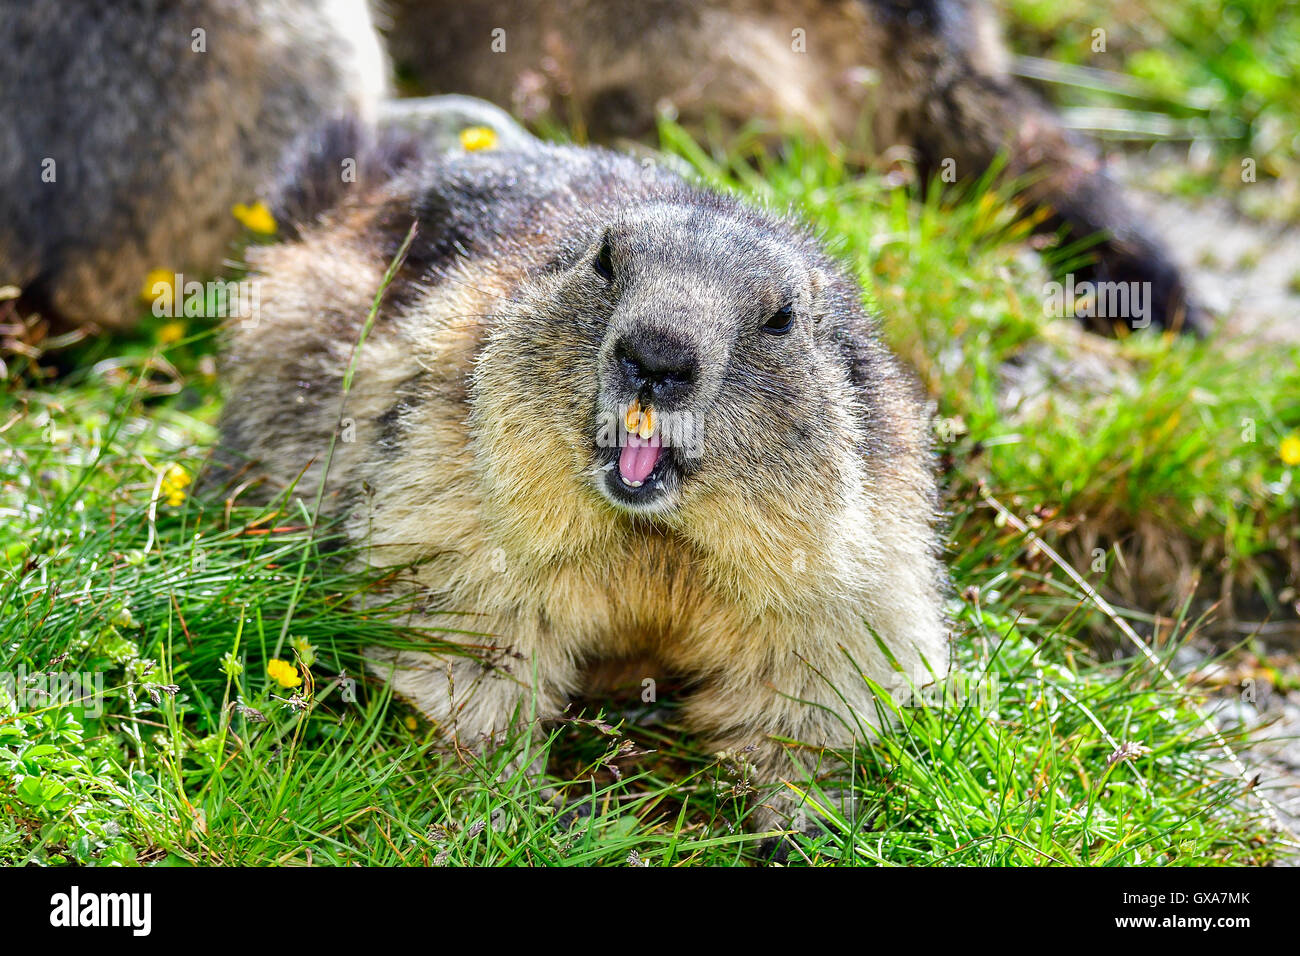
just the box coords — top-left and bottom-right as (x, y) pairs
(0, 0), (387, 330)
(382, 0), (1205, 333)
(213, 127), (951, 828)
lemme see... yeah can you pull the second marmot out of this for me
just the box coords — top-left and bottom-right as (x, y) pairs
(386, 0), (1205, 333)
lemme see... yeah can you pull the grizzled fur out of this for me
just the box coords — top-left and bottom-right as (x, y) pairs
(215, 137), (951, 827)
(384, 0), (1204, 333)
(0, 0), (387, 329)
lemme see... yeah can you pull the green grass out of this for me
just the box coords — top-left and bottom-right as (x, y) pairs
(1004, 0), (1300, 213)
(0, 387), (1284, 863)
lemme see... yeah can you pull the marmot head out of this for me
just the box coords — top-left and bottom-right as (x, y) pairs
(227, 135), (935, 609)
(473, 177), (910, 560)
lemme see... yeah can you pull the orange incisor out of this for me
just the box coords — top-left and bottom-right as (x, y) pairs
(625, 398), (655, 439)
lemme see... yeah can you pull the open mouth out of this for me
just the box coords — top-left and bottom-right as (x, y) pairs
(597, 398), (681, 508)
(617, 430), (666, 488)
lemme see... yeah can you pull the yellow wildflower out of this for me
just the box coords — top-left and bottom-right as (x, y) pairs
(157, 320), (187, 345)
(141, 268), (175, 303)
(459, 125), (498, 152)
(232, 200), (277, 235)
(404, 715), (418, 731)
(160, 463), (191, 507)
(267, 658), (302, 689)
(1281, 434), (1300, 467)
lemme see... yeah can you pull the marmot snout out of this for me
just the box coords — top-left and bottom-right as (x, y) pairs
(215, 136), (951, 826)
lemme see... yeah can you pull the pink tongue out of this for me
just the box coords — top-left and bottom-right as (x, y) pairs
(618, 432), (662, 485)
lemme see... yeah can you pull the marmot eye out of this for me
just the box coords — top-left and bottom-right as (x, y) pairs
(594, 237), (615, 282)
(763, 302), (793, 335)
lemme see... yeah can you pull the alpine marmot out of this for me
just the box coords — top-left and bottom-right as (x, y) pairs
(213, 129), (951, 826)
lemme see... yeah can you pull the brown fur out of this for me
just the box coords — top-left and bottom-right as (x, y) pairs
(0, 0), (387, 329)
(215, 140), (950, 829)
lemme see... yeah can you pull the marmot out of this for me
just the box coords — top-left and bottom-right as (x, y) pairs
(383, 0), (1205, 333)
(213, 128), (951, 828)
(0, 0), (387, 329)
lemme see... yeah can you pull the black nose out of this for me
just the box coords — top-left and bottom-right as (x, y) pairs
(615, 331), (698, 404)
